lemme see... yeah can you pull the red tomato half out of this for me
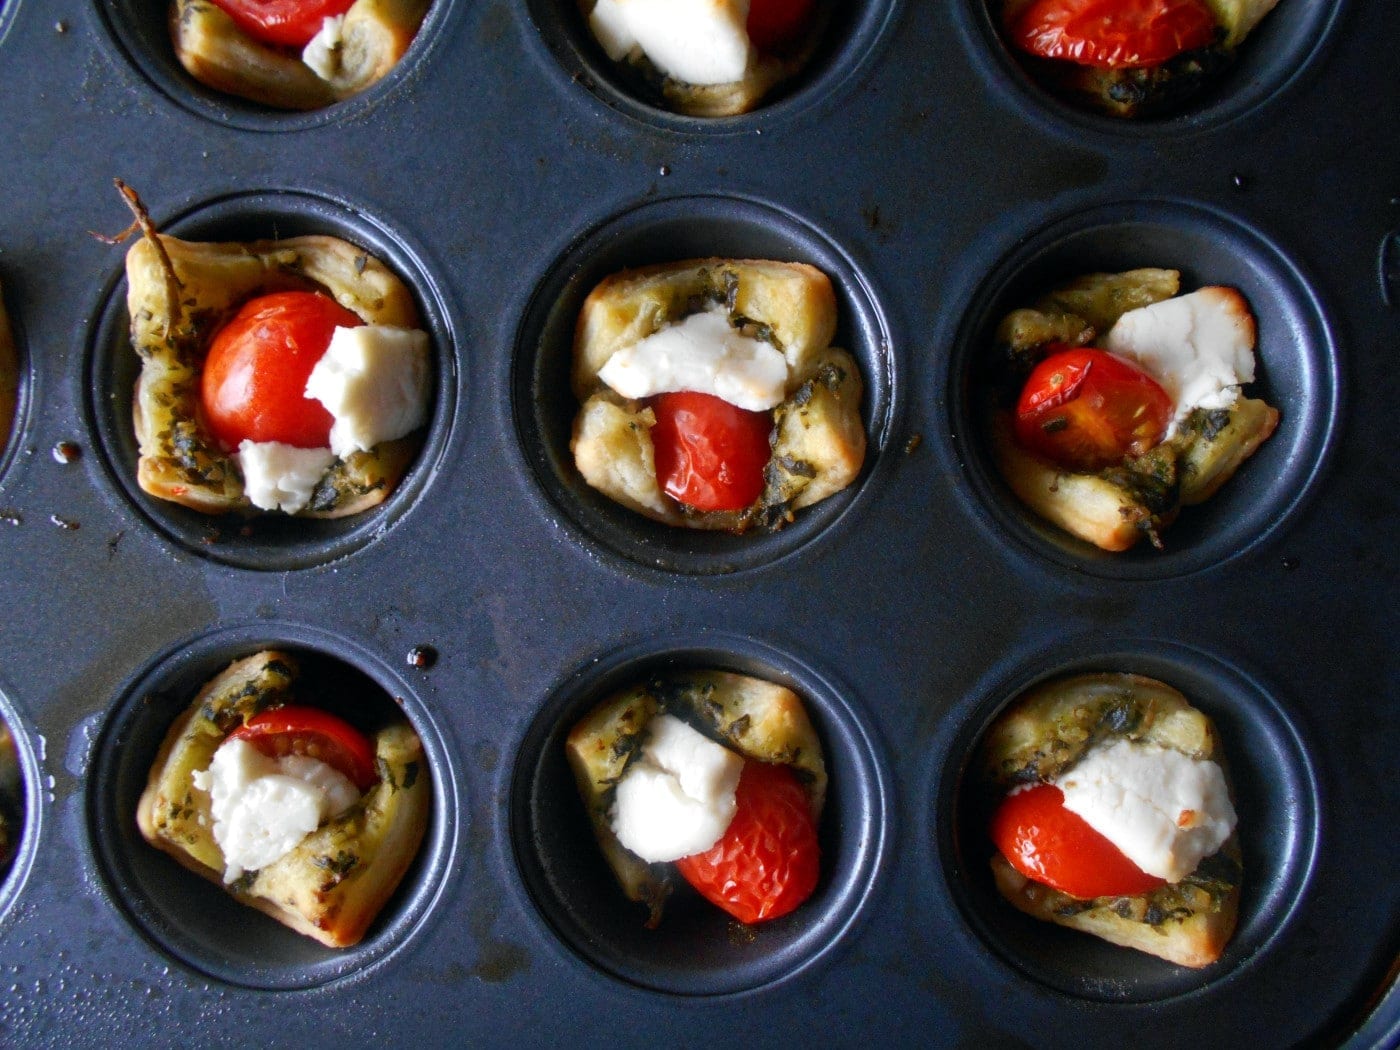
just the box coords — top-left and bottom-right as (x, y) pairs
(991, 783), (1165, 899)
(675, 760), (820, 924)
(230, 705), (378, 791)
(1008, 0), (1218, 69)
(201, 290), (363, 452)
(1013, 345), (1172, 472)
(746, 0), (816, 53)
(650, 391), (772, 513)
(210, 0), (358, 49)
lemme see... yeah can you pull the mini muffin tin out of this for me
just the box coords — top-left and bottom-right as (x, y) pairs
(0, 1), (1396, 1046)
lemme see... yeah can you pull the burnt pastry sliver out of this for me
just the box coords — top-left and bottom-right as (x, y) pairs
(122, 197), (431, 519)
(994, 0), (1283, 118)
(571, 258), (865, 532)
(985, 268), (1278, 551)
(580, 0), (832, 116)
(136, 651), (431, 948)
(981, 673), (1242, 968)
(170, 0), (431, 110)
(566, 670), (825, 927)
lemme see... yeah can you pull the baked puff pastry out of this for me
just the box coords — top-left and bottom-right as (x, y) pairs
(980, 673), (1242, 968)
(0, 721), (18, 871)
(994, 0), (1282, 119)
(125, 227), (424, 517)
(171, 0), (430, 110)
(571, 258), (865, 531)
(984, 268), (1278, 551)
(0, 284), (17, 457)
(567, 669), (825, 926)
(137, 651), (431, 948)
(578, 0), (832, 117)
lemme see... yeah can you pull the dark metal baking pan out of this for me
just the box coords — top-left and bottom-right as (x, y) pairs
(0, 0), (1394, 1046)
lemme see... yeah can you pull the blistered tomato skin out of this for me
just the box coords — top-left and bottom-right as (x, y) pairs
(201, 290), (364, 453)
(229, 705), (378, 791)
(990, 783), (1166, 899)
(1009, 0), (1219, 70)
(650, 390), (773, 513)
(746, 0), (816, 52)
(1013, 346), (1173, 473)
(210, 0), (358, 50)
(674, 760), (820, 924)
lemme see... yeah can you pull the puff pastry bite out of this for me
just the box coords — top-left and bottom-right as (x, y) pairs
(580, 0), (832, 117)
(137, 650), (431, 948)
(171, 0), (431, 110)
(572, 258), (864, 531)
(0, 283), (17, 458)
(993, 0), (1283, 118)
(984, 267), (1278, 550)
(123, 204), (430, 519)
(567, 670), (825, 926)
(0, 721), (18, 872)
(980, 673), (1242, 968)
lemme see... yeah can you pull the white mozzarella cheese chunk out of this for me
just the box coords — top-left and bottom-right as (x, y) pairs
(597, 307), (788, 411)
(302, 15), (347, 81)
(192, 737), (360, 883)
(589, 0), (642, 60)
(588, 0), (752, 86)
(610, 713), (743, 863)
(1104, 287), (1257, 435)
(237, 440), (336, 514)
(1053, 739), (1237, 883)
(304, 324), (430, 458)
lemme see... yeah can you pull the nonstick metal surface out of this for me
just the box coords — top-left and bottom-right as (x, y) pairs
(0, 1), (1396, 1046)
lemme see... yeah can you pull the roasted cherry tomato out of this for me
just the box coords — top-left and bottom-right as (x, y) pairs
(230, 705), (377, 791)
(675, 760), (820, 924)
(201, 290), (363, 452)
(746, 0), (816, 53)
(210, 0), (358, 49)
(650, 390), (772, 513)
(1013, 345), (1172, 472)
(1008, 0), (1218, 69)
(991, 783), (1165, 899)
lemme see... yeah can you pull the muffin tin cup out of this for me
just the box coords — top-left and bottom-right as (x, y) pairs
(935, 637), (1320, 1004)
(947, 196), (1340, 579)
(0, 1), (21, 49)
(958, 0), (1351, 138)
(514, 192), (895, 576)
(510, 633), (893, 996)
(0, 683), (40, 931)
(85, 621), (459, 991)
(85, 187), (458, 572)
(91, 0), (455, 131)
(1, 0), (1395, 1042)
(523, 0), (900, 133)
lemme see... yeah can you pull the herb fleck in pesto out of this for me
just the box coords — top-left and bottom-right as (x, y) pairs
(1097, 699), (1142, 736)
(1198, 408), (1232, 441)
(315, 850), (359, 881)
(611, 732), (641, 762)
